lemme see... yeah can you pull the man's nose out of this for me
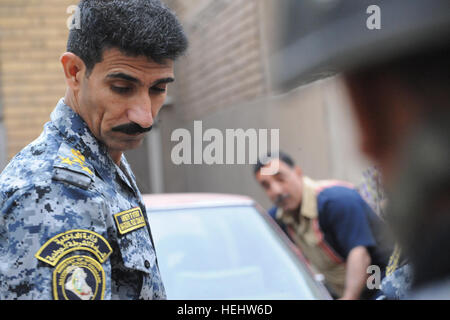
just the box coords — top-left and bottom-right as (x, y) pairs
(268, 182), (283, 199)
(127, 97), (153, 129)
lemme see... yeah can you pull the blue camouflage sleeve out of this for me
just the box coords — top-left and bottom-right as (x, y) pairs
(0, 182), (110, 300)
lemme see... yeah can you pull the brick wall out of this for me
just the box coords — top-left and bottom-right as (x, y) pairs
(166, 0), (268, 122)
(0, 0), (74, 159)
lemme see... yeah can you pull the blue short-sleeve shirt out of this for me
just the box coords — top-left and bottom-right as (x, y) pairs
(317, 186), (391, 269)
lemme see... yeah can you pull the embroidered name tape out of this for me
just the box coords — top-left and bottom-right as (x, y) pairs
(114, 207), (147, 235)
(35, 230), (113, 267)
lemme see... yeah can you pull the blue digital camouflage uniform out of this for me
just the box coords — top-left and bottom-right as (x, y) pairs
(377, 245), (413, 300)
(0, 98), (166, 300)
(379, 264), (413, 300)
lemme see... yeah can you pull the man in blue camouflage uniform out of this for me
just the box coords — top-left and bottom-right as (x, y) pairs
(0, 0), (187, 300)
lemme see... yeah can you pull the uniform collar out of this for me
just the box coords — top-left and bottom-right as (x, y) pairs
(50, 98), (136, 194)
(299, 176), (319, 219)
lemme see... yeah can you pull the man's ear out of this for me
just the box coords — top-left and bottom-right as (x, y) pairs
(60, 52), (85, 91)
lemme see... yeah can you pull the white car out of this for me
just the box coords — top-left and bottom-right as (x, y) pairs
(144, 193), (332, 300)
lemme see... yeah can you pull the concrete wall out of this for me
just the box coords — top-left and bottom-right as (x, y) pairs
(156, 0), (372, 210)
(158, 76), (371, 210)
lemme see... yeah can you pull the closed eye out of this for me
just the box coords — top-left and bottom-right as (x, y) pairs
(150, 85), (167, 93)
(111, 85), (133, 94)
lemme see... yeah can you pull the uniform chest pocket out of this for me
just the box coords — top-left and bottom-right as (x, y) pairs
(117, 227), (157, 274)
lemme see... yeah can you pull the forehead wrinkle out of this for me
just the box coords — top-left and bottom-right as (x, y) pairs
(99, 49), (174, 85)
(105, 62), (171, 79)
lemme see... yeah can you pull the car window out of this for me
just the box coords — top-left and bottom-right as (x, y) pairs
(148, 205), (328, 299)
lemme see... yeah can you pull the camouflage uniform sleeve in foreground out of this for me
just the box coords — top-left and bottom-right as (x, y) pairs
(0, 182), (109, 299)
(379, 264), (413, 300)
(0, 99), (166, 300)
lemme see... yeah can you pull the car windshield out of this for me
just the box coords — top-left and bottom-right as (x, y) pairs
(148, 205), (328, 300)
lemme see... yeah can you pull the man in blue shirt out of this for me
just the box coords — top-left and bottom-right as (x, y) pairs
(255, 152), (392, 299)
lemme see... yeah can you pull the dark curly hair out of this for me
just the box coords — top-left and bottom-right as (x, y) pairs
(253, 151), (295, 175)
(67, 0), (188, 74)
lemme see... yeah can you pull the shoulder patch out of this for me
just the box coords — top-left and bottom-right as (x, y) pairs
(35, 229), (113, 267)
(53, 144), (95, 189)
(53, 255), (106, 300)
(35, 230), (111, 300)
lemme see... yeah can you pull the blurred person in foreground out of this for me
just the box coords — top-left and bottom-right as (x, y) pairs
(274, 0), (450, 299)
(0, 0), (187, 300)
(344, 40), (450, 300)
(254, 151), (393, 299)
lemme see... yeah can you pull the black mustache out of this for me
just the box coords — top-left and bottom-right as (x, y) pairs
(112, 123), (152, 135)
(275, 194), (290, 206)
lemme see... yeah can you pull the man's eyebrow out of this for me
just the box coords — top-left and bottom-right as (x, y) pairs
(106, 73), (174, 86)
(152, 77), (175, 86)
(106, 73), (142, 85)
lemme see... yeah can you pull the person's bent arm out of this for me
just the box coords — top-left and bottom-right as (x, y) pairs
(340, 246), (372, 300)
